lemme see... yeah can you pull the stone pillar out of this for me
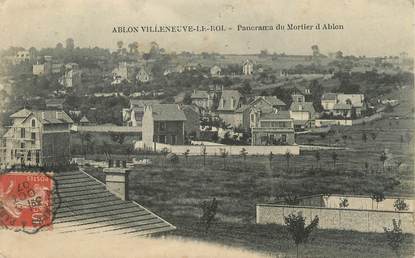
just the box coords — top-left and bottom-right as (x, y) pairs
(103, 166), (130, 201)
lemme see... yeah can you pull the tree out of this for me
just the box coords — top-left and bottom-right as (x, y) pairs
(371, 192), (385, 209)
(393, 199), (408, 211)
(268, 151), (274, 170)
(285, 150), (292, 171)
(240, 148), (248, 168)
(331, 152), (338, 169)
(161, 147), (169, 171)
(201, 146), (207, 167)
(339, 197), (349, 208)
(200, 198), (218, 234)
(383, 219), (405, 258)
(109, 132), (126, 145)
(220, 148), (228, 169)
(314, 151), (321, 169)
(183, 149), (190, 167)
(380, 151), (388, 173)
(102, 141), (112, 160)
(116, 41), (124, 52)
(284, 213), (319, 258)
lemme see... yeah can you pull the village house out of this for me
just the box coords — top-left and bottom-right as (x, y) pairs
(321, 93), (365, 118)
(32, 63), (49, 75)
(190, 90), (214, 112)
(111, 62), (132, 85)
(251, 111), (295, 145)
(14, 50), (30, 64)
(0, 108), (73, 168)
(242, 59), (254, 75)
(59, 63), (82, 88)
(210, 65), (222, 77)
(239, 96), (287, 129)
(289, 102), (316, 129)
(136, 67), (153, 83)
(122, 99), (161, 126)
(216, 90), (244, 128)
(142, 104), (187, 146)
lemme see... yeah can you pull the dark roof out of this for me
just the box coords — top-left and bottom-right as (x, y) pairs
(259, 111), (291, 120)
(11, 108), (73, 124)
(290, 102), (315, 115)
(251, 96), (286, 107)
(217, 90), (243, 111)
(333, 103), (352, 110)
(53, 169), (175, 235)
(130, 99), (161, 108)
(191, 90), (209, 99)
(151, 104), (187, 121)
(321, 93), (337, 100)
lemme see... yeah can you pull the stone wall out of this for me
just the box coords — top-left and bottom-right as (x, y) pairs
(256, 204), (415, 233)
(135, 141), (300, 156)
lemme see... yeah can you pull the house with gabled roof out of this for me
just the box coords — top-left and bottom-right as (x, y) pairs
(251, 110), (295, 145)
(142, 104), (187, 146)
(0, 108), (73, 168)
(216, 90), (244, 128)
(122, 99), (161, 127)
(321, 93), (365, 118)
(136, 67), (153, 83)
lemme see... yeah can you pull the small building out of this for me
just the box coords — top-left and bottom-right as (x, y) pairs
(210, 65), (222, 77)
(59, 63), (82, 88)
(242, 59), (254, 75)
(33, 63), (48, 75)
(0, 108), (73, 168)
(79, 115), (91, 126)
(321, 93), (365, 118)
(251, 111), (295, 145)
(142, 104), (187, 146)
(111, 62), (130, 85)
(136, 67), (153, 83)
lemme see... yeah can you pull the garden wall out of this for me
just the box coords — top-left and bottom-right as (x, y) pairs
(256, 203), (415, 233)
(315, 113), (383, 128)
(134, 141), (300, 155)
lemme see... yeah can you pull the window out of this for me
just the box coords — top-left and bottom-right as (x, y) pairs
(20, 142), (25, 149)
(31, 119), (36, 127)
(35, 151), (40, 164)
(158, 135), (166, 143)
(281, 134), (287, 143)
(159, 122), (166, 131)
(171, 135), (176, 145)
(21, 128), (25, 138)
(250, 113), (255, 123)
(31, 132), (36, 141)
(27, 151), (31, 161)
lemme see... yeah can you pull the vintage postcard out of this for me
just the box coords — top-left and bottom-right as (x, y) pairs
(0, 0), (414, 257)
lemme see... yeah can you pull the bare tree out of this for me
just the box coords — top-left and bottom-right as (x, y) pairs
(384, 219), (405, 258)
(201, 146), (207, 167)
(183, 149), (190, 167)
(200, 198), (218, 234)
(219, 148), (228, 169)
(285, 150), (292, 171)
(240, 148), (248, 168)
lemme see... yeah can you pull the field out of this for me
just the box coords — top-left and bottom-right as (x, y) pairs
(82, 87), (414, 257)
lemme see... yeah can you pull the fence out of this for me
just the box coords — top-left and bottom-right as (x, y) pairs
(134, 141), (300, 156)
(315, 112), (383, 128)
(256, 202), (415, 233)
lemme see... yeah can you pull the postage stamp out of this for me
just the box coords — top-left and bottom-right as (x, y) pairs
(0, 172), (54, 232)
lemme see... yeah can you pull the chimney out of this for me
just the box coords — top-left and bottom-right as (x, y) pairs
(103, 160), (130, 201)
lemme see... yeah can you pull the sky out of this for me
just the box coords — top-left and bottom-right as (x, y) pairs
(0, 0), (414, 56)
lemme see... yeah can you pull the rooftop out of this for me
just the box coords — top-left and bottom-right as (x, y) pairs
(150, 104), (187, 121)
(259, 110), (291, 120)
(52, 169), (175, 235)
(321, 93), (337, 101)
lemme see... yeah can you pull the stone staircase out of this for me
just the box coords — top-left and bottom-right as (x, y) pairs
(52, 170), (175, 236)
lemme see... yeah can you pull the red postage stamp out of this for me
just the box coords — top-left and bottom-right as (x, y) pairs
(0, 172), (53, 231)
